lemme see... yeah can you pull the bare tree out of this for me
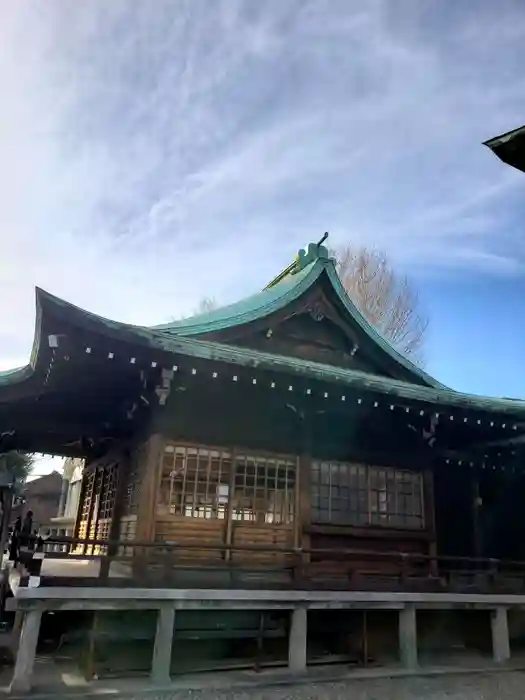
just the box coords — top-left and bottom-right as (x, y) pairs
(331, 244), (428, 363)
(194, 296), (218, 314)
(169, 296), (219, 322)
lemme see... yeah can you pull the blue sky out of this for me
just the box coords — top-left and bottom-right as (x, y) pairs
(1, 1), (525, 472)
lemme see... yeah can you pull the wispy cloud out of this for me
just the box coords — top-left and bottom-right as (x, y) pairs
(1, 0), (525, 367)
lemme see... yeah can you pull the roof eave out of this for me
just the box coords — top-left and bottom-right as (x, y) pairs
(141, 330), (525, 417)
(484, 124), (525, 173)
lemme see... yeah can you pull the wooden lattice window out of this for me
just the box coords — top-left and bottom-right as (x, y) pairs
(158, 445), (232, 519)
(311, 461), (424, 529)
(233, 454), (296, 524)
(80, 471), (96, 523)
(98, 464), (118, 520)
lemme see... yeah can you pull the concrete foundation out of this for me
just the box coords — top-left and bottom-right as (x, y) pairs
(151, 604), (176, 685)
(5, 588), (523, 691)
(491, 607), (511, 663)
(399, 605), (418, 669)
(288, 607), (307, 673)
(9, 609), (42, 694)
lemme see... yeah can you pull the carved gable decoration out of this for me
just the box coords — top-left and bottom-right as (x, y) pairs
(239, 312), (386, 374)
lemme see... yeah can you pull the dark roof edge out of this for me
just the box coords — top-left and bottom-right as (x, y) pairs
(1, 287), (524, 415)
(483, 124), (525, 148)
(0, 287), (47, 388)
(142, 331), (525, 416)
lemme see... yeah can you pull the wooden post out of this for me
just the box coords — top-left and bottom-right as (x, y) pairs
(298, 407), (312, 563)
(91, 467), (106, 554)
(423, 469), (438, 575)
(293, 455), (301, 550)
(72, 471), (88, 553)
(362, 610), (368, 667)
(84, 611), (99, 680)
(83, 471), (97, 555)
(224, 450), (237, 563)
(255, 612), (265, 673)
(472, 475), (483, 559)
(135, 434), (164, 573)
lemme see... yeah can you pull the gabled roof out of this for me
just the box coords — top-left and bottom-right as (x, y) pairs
(153, 241), (444, 389)
(484, 124), (525, 173)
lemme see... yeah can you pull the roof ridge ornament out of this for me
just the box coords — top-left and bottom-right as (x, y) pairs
(264, 232), (331, 290)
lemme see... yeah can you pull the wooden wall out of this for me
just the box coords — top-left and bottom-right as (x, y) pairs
(70, 400), (437, 579)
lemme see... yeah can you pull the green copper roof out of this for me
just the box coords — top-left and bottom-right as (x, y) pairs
(152, 241), (443, 390)
(1, 239), (524, 418)
(152, 248), (322, 336)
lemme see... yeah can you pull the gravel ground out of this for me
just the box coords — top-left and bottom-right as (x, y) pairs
(121, 672), (525, 700)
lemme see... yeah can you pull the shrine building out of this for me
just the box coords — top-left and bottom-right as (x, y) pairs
(3, 239), (525, 690)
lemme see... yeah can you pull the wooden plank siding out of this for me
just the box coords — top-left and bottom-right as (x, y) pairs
(155, 515), (224, 560)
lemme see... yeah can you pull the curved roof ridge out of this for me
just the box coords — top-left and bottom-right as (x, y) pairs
(151, 257), (324, 336)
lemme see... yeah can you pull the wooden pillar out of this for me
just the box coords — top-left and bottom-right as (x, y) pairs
(9, 609), (42, 693)
(73, 472), (88, 546)
(472, 475), (483, 559)
(423, 469), (437, 575)
(151, 604), (176, 685)
(135, 434), (164, 543)
(224, 450), (237, 562)
(293, 455), (301, 550)
(297, 409), (312, 558)
(91, 467), (106, 553)
(83, 471), (97, 555)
